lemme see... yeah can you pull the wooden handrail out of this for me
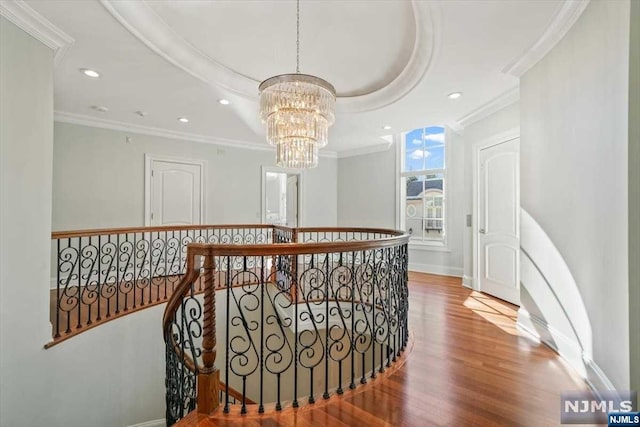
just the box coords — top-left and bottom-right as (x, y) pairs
(295, 226), (407, 234)
(51, 223), (274, 239)
(161, 225), (409, 422)
(51, 224), (401, 240)
(185, 234), (409, 257)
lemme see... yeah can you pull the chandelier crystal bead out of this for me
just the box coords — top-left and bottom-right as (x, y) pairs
(258, 0), (336, 169)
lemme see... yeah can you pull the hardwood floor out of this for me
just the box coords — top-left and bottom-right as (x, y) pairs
(178, 272), (590, 427)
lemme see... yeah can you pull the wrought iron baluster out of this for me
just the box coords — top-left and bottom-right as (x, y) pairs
(55, 239), (61, 338)
(292, 249), (299, 409)
(76, 236), (82, 329)
(259, 256), (265, 413)
(323, 252), (330, 400)
(145, 231), (150, 305)
(116, 234), (120, 315)
(223, 255), (231, 414)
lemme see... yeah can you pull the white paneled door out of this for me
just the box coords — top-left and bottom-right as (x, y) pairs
(148, 158), (203, 226)
(478, 138), (520, 305)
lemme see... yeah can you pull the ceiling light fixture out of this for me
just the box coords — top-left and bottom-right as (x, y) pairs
(80, 68), (101, 78)
(90, 105), (108, 112)
(177, 117), (189, 123)
(258, 0), (336, 169)
(218, 99), (230, 105)
(383, 125), (392, 130)
(448, 92), (463, 99)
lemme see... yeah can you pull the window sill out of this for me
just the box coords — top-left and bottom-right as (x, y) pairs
(408, 241), (451, 253)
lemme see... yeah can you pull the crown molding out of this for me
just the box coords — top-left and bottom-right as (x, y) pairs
(99, 0), (438, 114)
(54, 111), (339, 158)
(502, 0), (590, 77)
(337, 141), (393, 159)
(446, 121), (464, 135)
(455, 87), (519, 130)
(0, 0), (74, 66)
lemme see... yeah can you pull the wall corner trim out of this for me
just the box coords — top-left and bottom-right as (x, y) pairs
(337, 142), (393, 159)
(126, 419), (165, 427)
(462, 275), (474, 289)
(0, 0), (74, 65)
(502, 0), (591, 77)
(516, 308), (616, 393)
(54, 111), (339, 158)
(455, 87), (520, 130)
(408, 262), (463, 278)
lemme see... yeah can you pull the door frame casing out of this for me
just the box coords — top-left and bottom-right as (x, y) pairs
(144, 154), (206, 226)
(471, 127), (520, 294)
(261, 166), (305, 226)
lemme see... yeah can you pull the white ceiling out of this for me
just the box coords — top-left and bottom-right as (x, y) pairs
(17, 0), (574, 154)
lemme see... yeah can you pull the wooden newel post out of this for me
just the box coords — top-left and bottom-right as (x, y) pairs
(197, 254), (220, 414)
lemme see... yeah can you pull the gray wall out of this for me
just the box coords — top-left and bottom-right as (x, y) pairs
(0, 20), (193, 427)
(1, 16), (55, 426)
(461, 102), (520, 285)
(337, 130), (465, 277)
(337, 148), (396, 229)
(520, 0), (630, 390)
(629, 0), (640, 402)
(53, 122), (337, 230)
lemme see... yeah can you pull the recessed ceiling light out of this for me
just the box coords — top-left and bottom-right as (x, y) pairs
(218, 99), (230, 105)
(448, 92), (463, 99)
(383, 125), (392, 130)
(177, 117), (189, 123)
(80, 68), (101, 78)
(90, 105), (108, 112)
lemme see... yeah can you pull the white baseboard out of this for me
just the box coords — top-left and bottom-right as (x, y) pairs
(517, 308), (616, 393)
(408, 262), (463, 278)
(462, 275), (474, 289)
(126, 419), (165, 427)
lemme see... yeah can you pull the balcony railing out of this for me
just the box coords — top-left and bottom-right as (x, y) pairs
(49, 225), (274, 346)
(163, 226), (409, 425)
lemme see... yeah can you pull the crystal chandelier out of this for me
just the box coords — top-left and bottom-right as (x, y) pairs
(259, 0), (336, 169)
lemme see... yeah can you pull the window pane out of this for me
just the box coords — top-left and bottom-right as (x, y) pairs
(424, 126), (445, 149)
(405, 175), (423, 198)
(425, 145), (444, 169)
(404, 128), (424, 172)
(406, 202), (423, 240)
(401, 127), (446, 244)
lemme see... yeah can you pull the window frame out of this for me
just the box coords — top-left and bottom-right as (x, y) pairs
(396, 127), (450, 251)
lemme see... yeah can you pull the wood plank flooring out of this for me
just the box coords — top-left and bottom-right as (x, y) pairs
(177, 272), (591, 427)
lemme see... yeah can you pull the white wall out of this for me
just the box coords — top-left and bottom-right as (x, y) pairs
(629, 0), (640, 402)
(53, 122), (338, 230)
(0, 18), (169, 427)
(337, 148), (396, 229)
(519, 0), (630, 391)
(337, 131), (465, 277)
(0, 15), (55, 425)
(461, 102), (520, 286)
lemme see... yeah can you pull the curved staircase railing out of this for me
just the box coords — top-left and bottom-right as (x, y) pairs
(163, 226), (409, 425)
(48, 225), (273, 346)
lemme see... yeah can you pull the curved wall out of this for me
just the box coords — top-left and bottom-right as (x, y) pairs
(1, 18), (166, 427)
(520, 0), (631, 390)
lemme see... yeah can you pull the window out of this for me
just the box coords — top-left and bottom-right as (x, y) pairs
(400, 126), (446, 245)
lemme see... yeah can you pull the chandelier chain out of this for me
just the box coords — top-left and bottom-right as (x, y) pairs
(296, 0), (300, 73)
(258, 0), (335, 168)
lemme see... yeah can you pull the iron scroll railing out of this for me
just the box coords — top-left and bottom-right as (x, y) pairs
(49, 225), (273, 345)
(163, 226), (409, 425)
